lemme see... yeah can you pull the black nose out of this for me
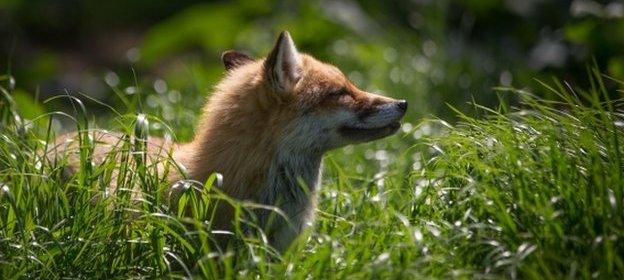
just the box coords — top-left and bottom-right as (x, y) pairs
(397, 100), (408, 112)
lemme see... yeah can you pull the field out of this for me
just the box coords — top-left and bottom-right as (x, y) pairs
(1, 69), (623, 278)
(2, 1), (624, 278)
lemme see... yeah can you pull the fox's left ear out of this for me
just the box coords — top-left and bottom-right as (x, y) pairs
(264, 31), (302, 93)
(222, 51), (254, 71)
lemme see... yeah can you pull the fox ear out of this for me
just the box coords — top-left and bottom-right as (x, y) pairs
(222, 51), (254, 71)
(264, 31), (302, 93)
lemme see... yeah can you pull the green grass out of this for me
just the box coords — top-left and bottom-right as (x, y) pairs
(0, 71), (623, 279)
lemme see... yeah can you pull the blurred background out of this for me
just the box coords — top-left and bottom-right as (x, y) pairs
(1, 0), (623, 138)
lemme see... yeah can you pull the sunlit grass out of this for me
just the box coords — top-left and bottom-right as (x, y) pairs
(0, 71), (623, 278)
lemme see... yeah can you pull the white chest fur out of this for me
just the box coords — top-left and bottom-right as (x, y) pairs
(254, 152), (322, 252)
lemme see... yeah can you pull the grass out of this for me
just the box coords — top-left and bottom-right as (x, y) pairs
(0, 70), (623, 279)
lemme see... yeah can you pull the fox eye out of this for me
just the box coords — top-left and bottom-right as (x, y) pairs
(326, 88), (347, 99)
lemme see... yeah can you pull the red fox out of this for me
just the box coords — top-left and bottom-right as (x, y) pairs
(53, 31), (407, 252)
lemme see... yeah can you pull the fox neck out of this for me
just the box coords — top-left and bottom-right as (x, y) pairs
(256, 148), (322, 251)
(175, 112), (324, 203)
(261, 148), (323, 205)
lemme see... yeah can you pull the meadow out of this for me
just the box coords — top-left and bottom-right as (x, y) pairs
(1, 68), (623, 278)
(2, 0), (624, 278)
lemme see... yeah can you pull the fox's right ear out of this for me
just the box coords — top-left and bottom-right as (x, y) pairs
(222, 51), (254, 71)
(264, 31), (302, 94)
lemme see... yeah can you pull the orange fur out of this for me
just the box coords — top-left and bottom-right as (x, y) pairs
(53, 31), (407, 252)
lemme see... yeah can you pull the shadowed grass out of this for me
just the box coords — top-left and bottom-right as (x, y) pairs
(0, 71), (623, 278)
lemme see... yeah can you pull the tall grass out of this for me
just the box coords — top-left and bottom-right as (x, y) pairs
(0, 71), (623, 278)
(408, 71), (624, 278)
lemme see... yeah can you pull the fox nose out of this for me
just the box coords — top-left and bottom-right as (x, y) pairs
(397, 100), (408, 112)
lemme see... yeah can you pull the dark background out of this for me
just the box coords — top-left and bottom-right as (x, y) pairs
(1, 0), (623, 125)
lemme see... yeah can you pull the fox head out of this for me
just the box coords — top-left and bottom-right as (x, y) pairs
(202, 31), (406, 156)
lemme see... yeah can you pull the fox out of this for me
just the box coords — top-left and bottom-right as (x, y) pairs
(52, 31), (407, 252)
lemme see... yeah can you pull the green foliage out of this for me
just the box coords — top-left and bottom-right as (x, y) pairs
(2, 0), (624, 277)
(410, 74), (624, 278)
(6, 0), (624, 121)
(1, 68), (623, 277)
